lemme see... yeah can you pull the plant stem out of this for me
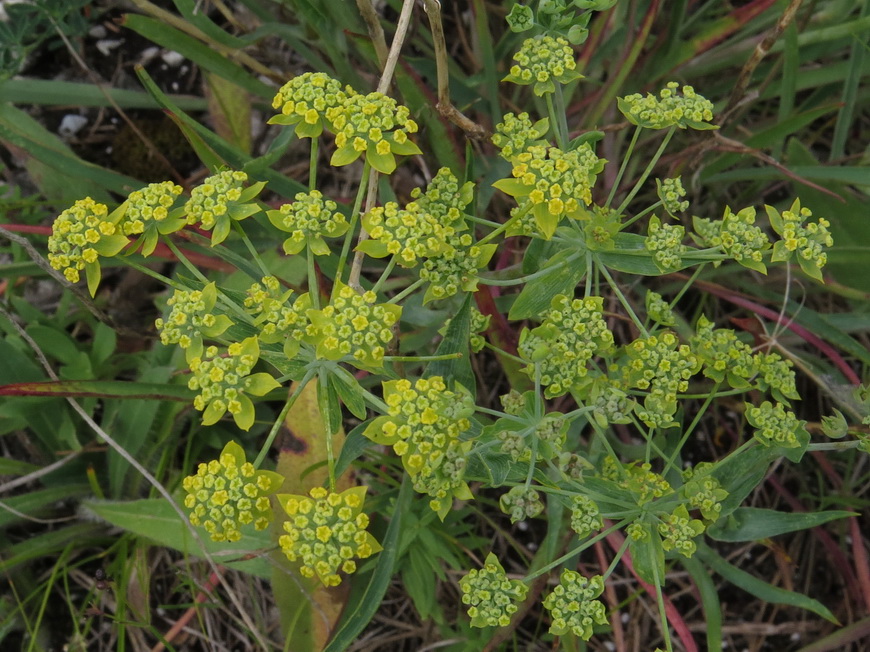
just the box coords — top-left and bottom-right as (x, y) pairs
(371, 256), (397, 294)
(616, 126), (676, 216)
(309, 138), (318, 191)
(254, 369), (315, 468)
(383, 352), (462, 363)
(307, 245), (320, 310)
(334, 162), (371, 293)
(387, 277), (425, 304)
(596, 261), (647, 336)
(606, 125), (641, 209)
(232, 221), (270, 278)
(123, 259), (184, 290)
(480, 252), (580, 287)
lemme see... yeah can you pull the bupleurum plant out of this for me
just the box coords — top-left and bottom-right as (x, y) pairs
(40, 1), (863, 649)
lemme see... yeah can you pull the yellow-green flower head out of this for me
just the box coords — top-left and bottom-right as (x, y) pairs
(118, 181), (186, 257)
(767, 199), (833, 282)
(600, 457), (672, 505)
(182, 440), (283, 543)
(542, 571), (608, 640)
(184, 170), (265, 246)
(327, 91), (422, 174)
(492, 112), (549, 162)
(753, 351), (799, 403)
(359, 202), (447, 267)
(691, 315), (758, 390)
(306, 281), (402, 370)
(364, 377), (475, 518)
(48, 197), (128, 294)
(620, 331), (701, 428)
(746, 400), (809, 449)
(518, 295), (614, 399)
(408, 167), (474, 227)
(277, 486), (382, 587)
(587, 377), (635, 426)
(570, 494), (603, 538)
(656, 177), (689, 216)
(681, 465), (728, 522)
(493, 144), (605, 239)
(500, 485), (544, 523)
(187, 337), (281, 431)
(645, 215), (687, 272)
(503, 34), (584, 96)
(243, 276), (311, 359)
(154, 282), (232, 363)
(618, 82), (716, 130)
(269, 72), (354, 139)
(645, 290), (675, 327)
(419, 232), (497, 303)
(459, 553), (529, 628)
(658, 504), (705, 557)
(266, 190), (349, 256)
(693, 206), (771, 274)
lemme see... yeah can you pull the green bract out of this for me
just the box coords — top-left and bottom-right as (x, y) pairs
(184, 170), (266, 246)
(277, 486), (382, 587)
(326, 91), (421, 174)
(492, 111), (549, 162)
(47, 197), (128, 296)
(658, 504), (705, 557)
(182, 440), (283, 542)
(269, 72), (353, 138)
(154, 282), (233, 363)
(266, 189), (348, 256)
(459, 553), (529, 627)
(188, 336), (281, 430)
(503, 34), (583, 95)
(618, 82), (716, 130)
(656, 176), (689, 216)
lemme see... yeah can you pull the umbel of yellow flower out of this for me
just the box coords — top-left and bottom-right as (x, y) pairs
(182, 440), (283, 543)
(48, 197), (129, 296)
(277, 486), (382, 587)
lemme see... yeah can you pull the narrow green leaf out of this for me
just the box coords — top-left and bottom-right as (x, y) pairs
(82, 498), (273, 578)
(0, 484), (90, 528)
(681, 556), (722, 652)
(509, 248), (584, 320)
(0, 78), (208, 110)
(697, 543), (839, 623)
(707, 507), (855, 542)
(426, 293), (474, 395)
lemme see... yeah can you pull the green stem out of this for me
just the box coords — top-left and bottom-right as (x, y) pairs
(334, 161), (371, 291)
(653, 561), (673, 652)
(670, 263), (706, 308)
(477, 202), (530, 246)
(606, 125), (642, 209)
(621, 200), (662, 230)
(162, 236), (249, 320)
(387, 277), (425, 304)
(253, 370), (315, 468)
(546, 90), (567, 150)
(479, 252), (580, 287)
(232, 221), (270, 278)
(307, 245), (320, 310)
(662, 382), (720, 475)
(603, 533), (631, 581)
(371, 256), (397, 295)
(123, 259), (184, 290)
(524, 520), (628, 581)
(383, 352), (462, 362)
(596, 261), (647, 336)
(482, 341), (525, 365)
(309, 138), (318, 191)
(616, 126), (676, 216)
(320, 372), (336, 492)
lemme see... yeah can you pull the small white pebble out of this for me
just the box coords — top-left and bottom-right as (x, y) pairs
(621, 612), (630, 624)
(88, 25), (107, 39)
(138, 46), (160, 66)
(58, 114), (88, 138)
(96, 39), (123, 57)
(516, 521), (528, 532)
(161, 50), (185, 67)
(170, 81), (179, 92)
